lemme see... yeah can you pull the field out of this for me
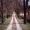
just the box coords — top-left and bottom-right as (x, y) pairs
(0, 17), (11, 30)
(17, 18), (30, 30)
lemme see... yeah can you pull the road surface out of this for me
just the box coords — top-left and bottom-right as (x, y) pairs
(6, 12), (23, 30)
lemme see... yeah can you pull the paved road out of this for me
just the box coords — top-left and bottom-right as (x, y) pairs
(6, 12), (23, 30)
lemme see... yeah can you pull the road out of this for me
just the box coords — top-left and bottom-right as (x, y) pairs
(6, 12), (23, 30)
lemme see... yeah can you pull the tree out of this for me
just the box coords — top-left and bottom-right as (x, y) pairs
(23, 0), (26, 24)
(23, 0), (29, 24)
(1, 0), (3, 23)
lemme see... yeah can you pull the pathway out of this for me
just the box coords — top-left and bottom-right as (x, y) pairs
(6, 12), (23, 30)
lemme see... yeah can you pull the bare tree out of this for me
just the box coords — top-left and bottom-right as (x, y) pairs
(1, 0), (3, 23)
(23, 0), (29, 24)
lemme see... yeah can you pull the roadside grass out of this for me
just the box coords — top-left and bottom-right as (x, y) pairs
(17, 18), (30, 30)
(0, 17), (12, 30)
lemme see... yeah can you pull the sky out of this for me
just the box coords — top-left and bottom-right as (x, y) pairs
(25, 0), (30, 6)
(18, 0), (30, 6)
(28, 0), (30, 6)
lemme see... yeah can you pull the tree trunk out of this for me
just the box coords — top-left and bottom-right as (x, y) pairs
(23, 0), (29, 24)
(1, 0), (3, 23)
(23, 0), (26, 24)
(1, 12), (3, 23)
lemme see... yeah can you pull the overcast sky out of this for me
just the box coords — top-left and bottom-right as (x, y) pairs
(18, 0), (30, 6)
(28, 0), (30, 6)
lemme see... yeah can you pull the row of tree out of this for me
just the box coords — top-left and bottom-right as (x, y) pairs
(15, 0), (29, 24)
(0, 0), (15, 23)
(0, 0), (29, 24)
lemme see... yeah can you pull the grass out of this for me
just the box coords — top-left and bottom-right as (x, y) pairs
(17, 18), (30, 30)
(0, 17), (12, 30)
